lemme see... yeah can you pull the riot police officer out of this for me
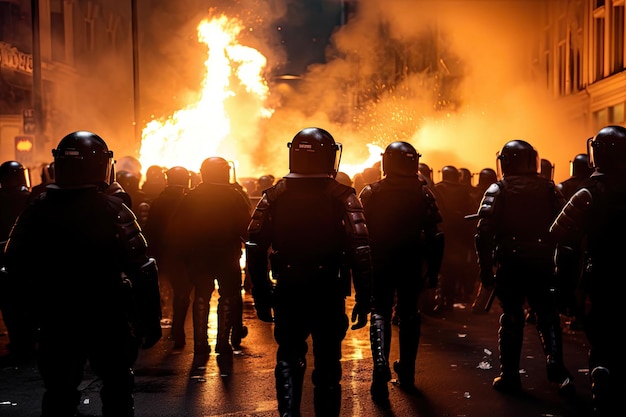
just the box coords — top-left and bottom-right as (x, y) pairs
(557, 153), (593, 200)
(246, 127), (372, 417)
(169, 157), (251, 372)
(359, 141), (443, 407)
(143, 166), (193, 348)
(550, 125), (626, 416)
(0, 160), (34, 361)
(475, 139), (574, 396)
(3, 131), (162, 417)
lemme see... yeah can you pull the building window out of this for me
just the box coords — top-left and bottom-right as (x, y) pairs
(558, 14), (568, 95)
(84, 1), (99, 52)
(611, 102), (625, 123)
(611, 4), (625, 73)
(594, 108), (609, 128)
(593, 2), (606, 81)
(105, 13), (121, 52)
(51, 0), (65, 62)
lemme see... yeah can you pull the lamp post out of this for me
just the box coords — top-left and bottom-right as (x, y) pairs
(131, 0), (141, 148)
(31, 0), (43, 162)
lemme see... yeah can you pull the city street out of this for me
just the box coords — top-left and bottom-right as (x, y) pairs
(1, 289), (593, 417)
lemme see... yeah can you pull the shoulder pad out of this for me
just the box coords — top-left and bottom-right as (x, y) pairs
(114, 202), (149, 263)
(264, 179), (287, 202)
(358, 184), (373, 203)
(477, 182), (502, 219)
(248, 194), (271, 235)
(343, 193), (369, 247)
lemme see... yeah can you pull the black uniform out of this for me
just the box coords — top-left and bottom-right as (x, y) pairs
(0, 179), (33, 360)
(550, 126), (626, 416)
(360, 160), (443, 405)
(246, 176), (372, 416)
(143, 183), (191, 348)
(476, 142), (573, 395)
(4, 185), (162, 417)
(169, 175), (251, 361)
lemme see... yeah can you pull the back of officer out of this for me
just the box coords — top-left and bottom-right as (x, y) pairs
(169, 157), (251, 371)
(0, 160), (34, 361)
(550, 125), (626, 417)
(246, 127), (372, 417)
(557, 153), (593, 200)
(3, 131), (162, 417)
(143, 166), (192, 348)
(359, 141), (444, 407)
(475, 139), (574, 396)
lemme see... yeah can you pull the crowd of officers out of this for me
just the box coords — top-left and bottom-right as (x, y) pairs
(0, 125), (624, 417)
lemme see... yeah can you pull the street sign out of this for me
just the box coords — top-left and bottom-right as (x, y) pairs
(15, 135), (34, 165)
(23, 108), (36, 134)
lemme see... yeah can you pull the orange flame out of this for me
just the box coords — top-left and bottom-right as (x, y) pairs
(138, 14), (272, 176)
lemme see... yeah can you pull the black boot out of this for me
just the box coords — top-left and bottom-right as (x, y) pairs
(493, 313), (523, 394)
(370, 313), (391, 407)
(394, 313), (421, 391)
(216, 297), (234, 355)
(275, 359), (305, 417)
(230, 292), (248, 350)
(537, 314), (575, 396)
(192, 295), (211, 356)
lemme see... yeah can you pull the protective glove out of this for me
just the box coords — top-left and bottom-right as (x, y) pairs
(350, 301), (370, 330)
(255, 303), (274, 323)
(141, 321), (162, 349)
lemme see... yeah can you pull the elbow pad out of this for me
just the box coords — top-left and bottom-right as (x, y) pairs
(550, 188), (592, 243)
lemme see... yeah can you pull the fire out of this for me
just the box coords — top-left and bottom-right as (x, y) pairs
(137, 13), (383, 183)
(138, 14), (272, 176)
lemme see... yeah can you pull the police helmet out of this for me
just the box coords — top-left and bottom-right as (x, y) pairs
(570, 153), (592, 178)
(286, 127), (342, 178)
(166, 166), (190, 188)
(0, 161), (29, 189)
(477, 168), (497, 188)
(441, 165), (459, 183)
(587, 125), (626, 174)
(497, 139), (539, 176)
(382, 141), (420, 177)
(200, 157), (231, 184)
(52, 131), (114, 188)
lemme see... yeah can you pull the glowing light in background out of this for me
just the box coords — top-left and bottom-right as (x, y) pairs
(138, 14), (272, 175)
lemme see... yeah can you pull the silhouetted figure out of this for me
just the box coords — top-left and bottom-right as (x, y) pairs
(143, 166), (192, 347)
(359, 141), (443, 407)
(476, 139), (574, 396)
(4, 131), (162, 416)
(555, 152), (594, 331)
(433, 165), (478, 309)
(246, 127), (372, 416)
(169, 157), (251, 374)
(141, 165), (167, 204)
(551, 126), (626, 417)
(28, 162), (55, 203)
(0, 160), (34, 362)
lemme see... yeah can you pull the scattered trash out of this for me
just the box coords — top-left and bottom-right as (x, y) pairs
(477, 361), (492, 370)
(83, 398), (90, 405)
(0, 401), (17, 406)
(463, 391), (471, 399)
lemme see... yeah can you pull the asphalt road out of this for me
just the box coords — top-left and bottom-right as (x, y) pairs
(1, 289), (593, 417)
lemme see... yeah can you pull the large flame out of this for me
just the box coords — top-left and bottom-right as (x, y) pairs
(138, 13), (381, 182)
(138, 14), (272, 175)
